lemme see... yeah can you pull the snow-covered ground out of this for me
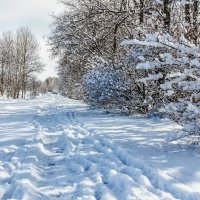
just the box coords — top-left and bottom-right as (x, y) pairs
(0, 94), (200, 200)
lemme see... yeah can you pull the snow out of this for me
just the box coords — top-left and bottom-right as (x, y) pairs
(122, 33), (200, 58)
(136, 61), (161, 70)
(121, 39), (165, 48)
(179, 81), (200, 91)
(139, 73), (163, 85)
(0, 94), (200, 200)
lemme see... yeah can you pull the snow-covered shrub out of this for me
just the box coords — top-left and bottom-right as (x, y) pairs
(84, 62), (144, 113)
(123, 32), (200, 142)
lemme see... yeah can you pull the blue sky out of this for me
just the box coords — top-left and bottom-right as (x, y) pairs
(0, 0), (63, 80)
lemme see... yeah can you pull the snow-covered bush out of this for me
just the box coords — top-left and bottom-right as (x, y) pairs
(123, 32), (200, 142)
(84, 62), (144, 113)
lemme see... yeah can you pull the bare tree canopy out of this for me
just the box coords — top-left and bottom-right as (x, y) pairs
(0, 27), (44, 98)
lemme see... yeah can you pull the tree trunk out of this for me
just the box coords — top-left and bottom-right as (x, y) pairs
(163, 0), (172, 32)
(193, 0), (199, 45)
(139, 0), (144, 25)
(185, 1), (191, 23)
(0, 62), (4, 96)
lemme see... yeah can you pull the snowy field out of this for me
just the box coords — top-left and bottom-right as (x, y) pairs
(0, 94), (200, 200)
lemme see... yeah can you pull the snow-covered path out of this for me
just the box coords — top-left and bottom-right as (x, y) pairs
(0, 95), (200, 200)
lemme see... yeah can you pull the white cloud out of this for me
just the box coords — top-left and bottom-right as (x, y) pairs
(0, 0), (64, 80)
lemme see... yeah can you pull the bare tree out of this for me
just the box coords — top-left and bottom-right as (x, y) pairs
(0, 27), (44, 98)
(0, 31), (15, 97)
(15, 27), (44, 98)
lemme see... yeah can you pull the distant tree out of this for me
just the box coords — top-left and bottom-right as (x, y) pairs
(0, 31), (15, 97)
(28, 76), (41, 98)
(15, 27), (44, 98)
(0, 27), (44, 99)
(45, 77), (59, 93)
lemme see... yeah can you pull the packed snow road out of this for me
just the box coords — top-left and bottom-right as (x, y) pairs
(0, 94), (200, 200)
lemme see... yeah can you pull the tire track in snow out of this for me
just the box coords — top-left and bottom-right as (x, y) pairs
(0, 104), (43, 199)
(39, 101), (118, 199)
(21, 101), (105, 199)
(76, 137), (168, 199)
(1, 101), (76, 199)
(62, 110), (117, 200)
(66, 107), (200, 200)
(28, 108), (77, 199)
(63, 108), (177, 200)
(64, 105), (194, 199)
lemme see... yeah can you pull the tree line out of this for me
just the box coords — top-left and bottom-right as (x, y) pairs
(0, 27), (43, 98)
(49, 0), (200, 142)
